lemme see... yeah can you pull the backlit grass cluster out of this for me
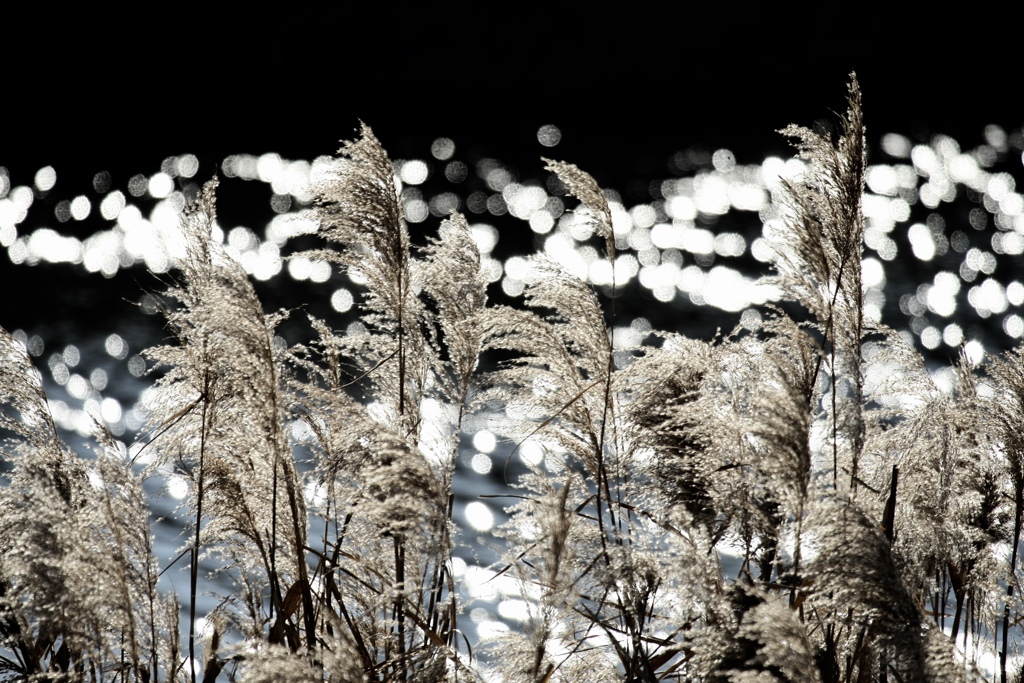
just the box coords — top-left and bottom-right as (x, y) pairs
(3, 76), (1023, 682)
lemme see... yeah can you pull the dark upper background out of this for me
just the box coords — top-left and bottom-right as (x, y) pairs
(5, 6), (1018, 190)
(2, 5), (1021, 339)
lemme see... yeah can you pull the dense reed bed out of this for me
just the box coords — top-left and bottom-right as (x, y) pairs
(3, 76), (1022, 681)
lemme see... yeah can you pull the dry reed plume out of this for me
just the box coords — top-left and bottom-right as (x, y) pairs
(4, 75), (1023, 683)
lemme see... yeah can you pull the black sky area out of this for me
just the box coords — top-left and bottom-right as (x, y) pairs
(5, 7), (1018, 190)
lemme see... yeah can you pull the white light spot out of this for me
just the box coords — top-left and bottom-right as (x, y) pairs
(330, 288), (354, 312)
(470, 223), (498, 253)
(1008, 281), (1024, 306)
(713, 232), (745, 257)
(505, 184), (547, 220)
(465, 501), (494, 531)
(529, 210), (554, 234)
(701, 266), (768, 312)
(464, 565), (498, 601)
(308, 260), (331, 283)
(228, 226), (258, 251)
(881, 133), (912, 158)
(105, 333), (128, 359)
(867, 165), (899, 196)
(67, 374), (89, 399)
(35, 166), (57, 192)
(751, 237), (774, 262)
(942, 324), (963, 347)
(760, 156), (786, 187)
(63, 345), (80, 367)
(28, 228), (82, 263)
(195, 617), (213, 639)
(430, 137), (455, 160)
(100, 190), (126, 220)
(177, 154), (200, 178)
(666, 195), (696, 221)
(694, 173), (730, 215)
(148, 173), (174, 198)
(167, 475), (189, 500)
(862, 258), (885, 288)
(472, 429), (497, 453)
(0, 222), (16, 249)
(100, 397), (122, 424)
(128, 355), (146, 377)
(90, 368), (108, 391)
(964, 340), (985, 366)
(286, 255), (309, 280)
(405, 198), (428, 222)
(712, 149), (736, 173)
(400, 160), (429, 185)
(257, 153), (283, 183)
(889, 197), (910, 222)
(908, 223), (935, 261)
(470, 453), (492, 475)
(1001, 193), (1023, 217)
(740, 308), (762, 331)
(498, 599), (531, 623)
(926, 284), (957, 318)
(476, 620), (509, 640)
(250, 242), (282, 281)
(537, 124), (561, 147)
(70, 195), (91, 220)
(519, 440), (544, 466)
(1005, 314), (1024, 338)
(87, 469), (104, 490)
(970, 278), (1007, 314)
(630, 204), (657, 229)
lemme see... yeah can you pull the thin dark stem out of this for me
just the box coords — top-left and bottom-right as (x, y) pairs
(394, 538), (407, 682)
(146, 531), (158, 683)
(285, 469), (317, 651)
(595, 222), (618, 560)
(1001, 486), (1022, 683)
(270, 451), (279, 623)
(395, 231), (408, 420)
(189, 372), (210, 683)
